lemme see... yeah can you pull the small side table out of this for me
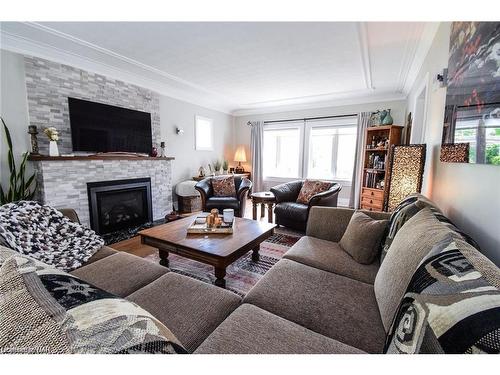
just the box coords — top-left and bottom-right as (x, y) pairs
(251, 192), (276, 224)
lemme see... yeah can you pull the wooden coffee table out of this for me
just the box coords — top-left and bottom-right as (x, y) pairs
(139, 216), (276, 288)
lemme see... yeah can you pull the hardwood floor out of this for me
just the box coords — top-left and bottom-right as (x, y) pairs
(111, 198), (274, 256)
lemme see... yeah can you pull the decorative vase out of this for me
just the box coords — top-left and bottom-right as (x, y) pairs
(378, 110), (388, 125)
(49, 140), (59, 157)
(382, 109), (394, 125)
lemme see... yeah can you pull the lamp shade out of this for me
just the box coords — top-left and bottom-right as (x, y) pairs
(387, 144), (426, 212)
(234, 146), (247, 163)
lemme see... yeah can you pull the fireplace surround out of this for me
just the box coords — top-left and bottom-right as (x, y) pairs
(87, 178), (153, 234)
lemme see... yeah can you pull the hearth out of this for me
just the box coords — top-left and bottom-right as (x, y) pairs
(87, 178), (153, 235)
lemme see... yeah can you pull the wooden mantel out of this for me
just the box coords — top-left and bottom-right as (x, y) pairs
(28, 155), (175, 161)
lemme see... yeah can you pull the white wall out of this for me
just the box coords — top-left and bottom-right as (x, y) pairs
(159, 95), (234, 191)
(407, 22), (500, 266)
(234, 100), (407, 203)
(0, 50), (31, 189)
(0, 50), (234, 209)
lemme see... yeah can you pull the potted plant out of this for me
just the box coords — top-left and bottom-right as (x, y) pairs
(43, 127), (60, 156)
(0, 118), (37, 204)
(222, 160), (229, 174)
(213, 160), (222, 175)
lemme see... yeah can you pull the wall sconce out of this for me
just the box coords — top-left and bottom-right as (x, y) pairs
(176, 127), (184, 135)
(386, 144), (426, 212)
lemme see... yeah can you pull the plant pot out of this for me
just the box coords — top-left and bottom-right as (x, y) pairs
(49, 141), (59, 157)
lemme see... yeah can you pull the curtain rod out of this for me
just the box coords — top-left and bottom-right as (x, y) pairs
(262, 113), (357, 124)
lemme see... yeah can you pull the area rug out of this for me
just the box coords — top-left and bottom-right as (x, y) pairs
(143, 228), (302, 296)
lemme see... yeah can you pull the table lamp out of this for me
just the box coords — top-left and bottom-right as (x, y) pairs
(234, 146), (247, 173)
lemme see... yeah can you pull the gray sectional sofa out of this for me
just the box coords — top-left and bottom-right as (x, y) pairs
(64, 195), (500, 354)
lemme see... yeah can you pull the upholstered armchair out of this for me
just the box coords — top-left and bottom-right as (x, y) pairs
(195, 176), (252, 217)
(270, 180), (342, 231)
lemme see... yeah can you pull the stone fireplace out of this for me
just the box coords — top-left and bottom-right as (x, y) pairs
(30, 156), (173, 227)
(87, 178), (153, 234)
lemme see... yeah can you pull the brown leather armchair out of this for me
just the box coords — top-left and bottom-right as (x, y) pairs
(270, 180), (342, 231)
(195, 176), (252, 217)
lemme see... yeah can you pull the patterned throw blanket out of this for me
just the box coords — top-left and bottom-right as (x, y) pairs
(0, 201), (104, 271)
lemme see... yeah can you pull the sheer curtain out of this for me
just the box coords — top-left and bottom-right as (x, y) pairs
(349, 112), (371, 208)
(249, 121), (264, 192)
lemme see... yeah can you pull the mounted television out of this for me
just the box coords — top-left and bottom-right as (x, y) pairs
(68, 97), (152, 154)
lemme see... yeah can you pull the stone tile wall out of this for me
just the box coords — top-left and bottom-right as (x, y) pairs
(24, 56), (161, 155)
(32, 159), (172, 226)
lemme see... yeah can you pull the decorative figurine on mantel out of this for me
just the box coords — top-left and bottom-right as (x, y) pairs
(151, 145), (158, 157)
(27, 125), (40, 155)
(160, 141), (166, 157)
(198, 166), (206, 178)
(43, 127), (59, 157)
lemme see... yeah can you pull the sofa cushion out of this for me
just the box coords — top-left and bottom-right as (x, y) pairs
(127, 272), (241, 353)
(211, 175), (236, 197)
(274, 202), (309, 223)
(82, 245), (118, 265)
(385, 237), (500, 353)
(374, 208), (462, 332)
(381, 193), (440, 262)
(195, 304), (364, 354)
(283, 236), (379, 284)
(0, 253), (186, 354)
(339, 211), (388, 265)
(296, 179), (332, 204)
(205, 197), (240, 211)
(243, 259), (386, 353)
(71, 252), (168, 297)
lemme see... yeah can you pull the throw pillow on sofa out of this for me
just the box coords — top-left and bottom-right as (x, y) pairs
(212, 175), (237, 197)
(374, 208), (463, 332)
(0, 249), (187, 354)
(0, 201), (104, 272)
(385, 237), (500, 354)
(339, 211), (388, 265)
(296, 180), (332, 204)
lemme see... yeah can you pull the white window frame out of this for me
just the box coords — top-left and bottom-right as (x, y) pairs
(303, 116), (358, 187)
(194, 115), (214, 151)
(263, 121), (305, 182)
(262, 116), (357, 188)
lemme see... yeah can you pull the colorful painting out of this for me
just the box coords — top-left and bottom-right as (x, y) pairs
(442, 22), (500, 165)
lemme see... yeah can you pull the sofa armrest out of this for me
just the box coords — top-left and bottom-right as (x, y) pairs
(306, 206), (391, 242)
(237, 177), (252, 197)
(308, 183), (342, 207)
(270, 180), (303, 203)
(59, 208), (81, 224)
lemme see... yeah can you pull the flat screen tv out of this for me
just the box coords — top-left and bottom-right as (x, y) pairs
(68, 97), (152, 154)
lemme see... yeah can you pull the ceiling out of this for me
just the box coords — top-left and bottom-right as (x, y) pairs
(0, 22), (439, 115)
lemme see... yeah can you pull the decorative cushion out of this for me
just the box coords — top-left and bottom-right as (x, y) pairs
(339, 211), (388, 265)
(296, 180), (332, 204)
(385, 237), (500, 354)
(211, 176), (236, 197)
(374, 208), (462, 332)
(0, 251), (187, 354)
(0, 201), (104, 272)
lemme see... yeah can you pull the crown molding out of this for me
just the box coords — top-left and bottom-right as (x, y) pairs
(0, 24), (237, 114)
(357, 22), (373, 91)
(232, 91), (407, 117)
(1, 22), (437, 116)
(402, 22), (440, 94)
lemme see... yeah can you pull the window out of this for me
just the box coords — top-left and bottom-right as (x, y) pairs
(305, 118), (357, 180)
(195, 115), (214, 150)
(263, 116), (357, 183)
(263, 125), (302, 178)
